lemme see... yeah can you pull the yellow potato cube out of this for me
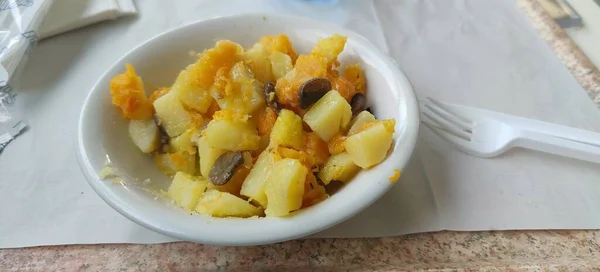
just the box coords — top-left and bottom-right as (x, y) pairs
(348, 110), (376, 135)
(195, 190), (262, 218)
(270, 109), (303, 150)
(303, 90), (352, 141)
(344, 122), (394, 168)
(269, 51), (293, 79)
(205, 119), (260, 151)
(210, 62), (265, 115)
(171, 68), (214, 113)
(153, 91), (192, 137)
(196, 136), (226, 178)
(311, 34), (347, 66)
(318, 152), (360, 184)
(243, 43), (274, 83)
(170, 128), (198, 154)
(155, 151), (197, 176)
(264, 158), (307, 217)
(231, 62), (266, 114)
(240, 151), (276, 207)
(167, 172), (208, 211)
(128, 119), (160, 153)
(259, 34), (298, 62)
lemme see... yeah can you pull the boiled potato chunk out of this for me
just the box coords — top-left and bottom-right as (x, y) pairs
(197, 136), (226, 177)
(171, 69), (214, 113)
(264, 158), (307, 217)
(211, 62), (265, 115)
(243, 44), (274, 83)
(128, 119), (159, 153)
(348, 110), (376, 135)
(311, 34), (347, 66)
(155, 151), (197, 176)
(270, 109), (303, 150)
(303, 90), (352, 141)
(167, 172), (208, 211)
(153, 91), (192, 137)
(318, 152), (360, 184)
(270, 51), (293, 79)
(170, 128), (198, 154)
(344, 122), (394, 168)
(240, 151), (276, 207)
(205, 119), (260, 151)
(259, 34), (298, 62)
(195, 190), (262, 218)
(230, 62), (265, 113)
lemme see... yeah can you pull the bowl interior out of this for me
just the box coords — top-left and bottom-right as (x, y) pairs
(78, 13), (419, 245)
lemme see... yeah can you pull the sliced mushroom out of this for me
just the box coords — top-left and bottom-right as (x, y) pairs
(299, 77), (331, 109)
(325, 180), (345, 195)
(350, 93), (366, 116)
(263, 82), (280, 111)
(152, 115), (170, 151)
(209, 151), (244, 186)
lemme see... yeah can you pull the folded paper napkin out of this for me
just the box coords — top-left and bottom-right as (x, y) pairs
(39, 0), (137, 39)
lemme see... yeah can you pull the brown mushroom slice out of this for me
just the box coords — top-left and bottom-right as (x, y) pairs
(299, 77), (331, 109)
(209, 151), (244, 186)
(152, 115), (171, 151)
(263, 82), (280, 111)
(350, 93), (366, 116)
(325, 180), (345, 195)
(264, 82), (275, 98)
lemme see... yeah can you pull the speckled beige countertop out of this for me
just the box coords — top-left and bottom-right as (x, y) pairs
(3, 0), (600, 271)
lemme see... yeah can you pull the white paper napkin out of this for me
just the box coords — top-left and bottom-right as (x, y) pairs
(39, 0), (137, 39)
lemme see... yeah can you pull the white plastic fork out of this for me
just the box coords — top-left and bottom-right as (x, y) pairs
(421, 98), (600, 164)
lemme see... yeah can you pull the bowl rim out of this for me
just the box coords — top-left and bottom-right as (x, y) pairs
(77, 12), (420, 246)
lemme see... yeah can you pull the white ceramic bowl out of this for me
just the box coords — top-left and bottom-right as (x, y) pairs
(77, 13), (419, 246)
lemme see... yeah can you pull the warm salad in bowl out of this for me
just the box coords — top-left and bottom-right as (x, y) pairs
(108, 34), (396, 218)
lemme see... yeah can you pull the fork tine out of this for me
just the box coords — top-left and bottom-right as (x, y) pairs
(424, 98), (472, 132)
(423, 106), (471, 140)
(422, 118), (470, 149)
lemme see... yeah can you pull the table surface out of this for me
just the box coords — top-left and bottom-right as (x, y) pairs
(2, 0), (600, 270)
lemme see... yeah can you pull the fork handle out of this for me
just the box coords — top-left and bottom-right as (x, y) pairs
(514, 130), (600, 164)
